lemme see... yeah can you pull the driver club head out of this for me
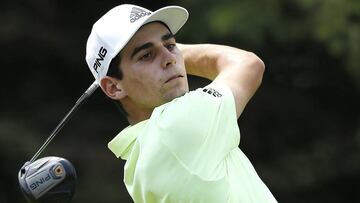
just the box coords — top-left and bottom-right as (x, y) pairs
(18, 156), (77, 203)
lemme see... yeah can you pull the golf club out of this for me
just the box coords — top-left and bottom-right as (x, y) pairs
(18, 81), (99, 203)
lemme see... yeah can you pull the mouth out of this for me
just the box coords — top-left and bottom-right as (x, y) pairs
(165, 75), (183, 83)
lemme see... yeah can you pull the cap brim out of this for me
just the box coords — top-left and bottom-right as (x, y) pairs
(144, 6), (188, 35)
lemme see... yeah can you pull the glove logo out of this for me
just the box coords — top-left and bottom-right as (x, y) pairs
(203, 88), (222, 97)
(130, 7), (151, 23)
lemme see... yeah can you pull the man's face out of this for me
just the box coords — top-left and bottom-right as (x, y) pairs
(119, 22), (189, 109)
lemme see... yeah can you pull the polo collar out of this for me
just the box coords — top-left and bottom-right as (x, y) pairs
(108, 120), (148, 160)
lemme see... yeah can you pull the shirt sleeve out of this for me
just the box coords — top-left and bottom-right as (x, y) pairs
(154, 82), (240, 177)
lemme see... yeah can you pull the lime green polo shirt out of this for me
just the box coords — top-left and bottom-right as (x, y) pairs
(108, 82), (277, 203)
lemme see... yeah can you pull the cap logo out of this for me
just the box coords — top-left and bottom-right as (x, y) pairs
(92, 46), (107, 73)
(130, 7), (151, 23)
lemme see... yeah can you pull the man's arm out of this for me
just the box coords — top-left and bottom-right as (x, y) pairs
(177, 43), (265, 118)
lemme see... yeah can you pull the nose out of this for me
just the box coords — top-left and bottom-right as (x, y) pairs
(161, 47), (176, 69)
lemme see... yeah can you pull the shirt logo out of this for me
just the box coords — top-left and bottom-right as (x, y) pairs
(130, 7), (151, 23)
(93, 46), (107, 73)
(203, 88), (222, 97)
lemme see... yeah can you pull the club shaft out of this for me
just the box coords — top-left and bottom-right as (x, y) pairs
(30, 81), (99, 162)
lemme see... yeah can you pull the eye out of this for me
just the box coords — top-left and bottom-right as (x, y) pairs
(139, 52), (152, 61)
(166, 44), (176, 51)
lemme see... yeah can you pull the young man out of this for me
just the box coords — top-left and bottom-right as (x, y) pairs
(86, 4), (277, 203)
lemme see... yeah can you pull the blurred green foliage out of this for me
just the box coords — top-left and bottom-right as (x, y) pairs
(176, 0), (360, 87)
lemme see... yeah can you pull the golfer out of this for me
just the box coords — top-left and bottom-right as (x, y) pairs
(86, 4), (277, 203)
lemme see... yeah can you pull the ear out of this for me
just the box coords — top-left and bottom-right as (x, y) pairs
(99, 76), (127, 100)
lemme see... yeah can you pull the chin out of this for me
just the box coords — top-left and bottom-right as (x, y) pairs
(165, 87), (188, 102)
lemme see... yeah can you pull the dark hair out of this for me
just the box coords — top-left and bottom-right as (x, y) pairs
(107, 54), (123, 79)
(107, 54), (128, 116)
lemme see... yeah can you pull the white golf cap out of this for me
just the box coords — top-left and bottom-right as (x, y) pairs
(85, 4), (189, 84)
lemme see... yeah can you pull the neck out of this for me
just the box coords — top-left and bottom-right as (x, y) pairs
(120, 98), (153, 125)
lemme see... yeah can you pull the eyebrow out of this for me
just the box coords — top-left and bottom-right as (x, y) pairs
(130, 32), (175, 59)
